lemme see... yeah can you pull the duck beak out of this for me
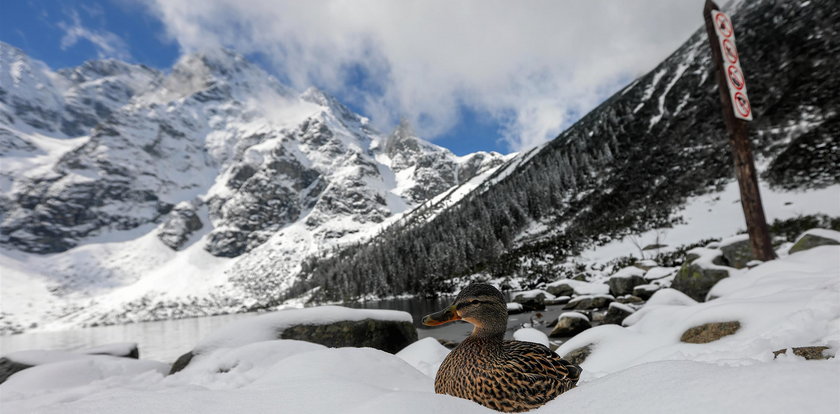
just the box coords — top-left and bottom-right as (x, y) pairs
(422, 305), (461, 326)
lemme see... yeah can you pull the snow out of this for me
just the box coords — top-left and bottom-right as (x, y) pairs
(3, 246), (839, 413)
(559, 311), (590, 321)
(608, 302), (636, 315)
(577, 182), (840, 265)
(545, 279), (610, 295)
(194, 306), (412, 353)
(644, 266), (677, 280)
(610, 266), (646, 279)
(795, 228), (840, 243)
(512, 289), (555, 300)
(506, 302), (524, 311)
(395, 337), (451, 378)
(557, 246), (840, 379)
(513, 327), (550, 348)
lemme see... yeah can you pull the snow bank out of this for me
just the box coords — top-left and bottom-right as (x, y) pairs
(557, 246), (840, 378)
(195, 306), (412, 353)
(395, 337), (451, 378)
(536, 359), (840, 413)
(513, 327), (550, 347)
(546, 279), (610, 295)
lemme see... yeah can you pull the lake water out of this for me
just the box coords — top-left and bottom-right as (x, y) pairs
(0, 297), (582, 363)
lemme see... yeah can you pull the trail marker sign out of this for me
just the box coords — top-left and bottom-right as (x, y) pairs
(711, 9), (753, 121)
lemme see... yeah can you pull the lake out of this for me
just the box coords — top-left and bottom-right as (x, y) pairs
(0, 297), (580, 362)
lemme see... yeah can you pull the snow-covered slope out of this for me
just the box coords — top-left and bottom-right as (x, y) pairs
(0, 42), (505, 333)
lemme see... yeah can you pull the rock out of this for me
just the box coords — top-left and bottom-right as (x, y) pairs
(603, 302), (635, 325)
(563, 294), (615, 310)
(544, 296), (571, 306)
(643, 266), (677, 281)
(772, 346), (832, 360)
(608, 267), (647, 296)
(671, 248), (732, 302)
(634, 259), (659, 271)
(549, 312), (592, 338)
(157, 200), (203, 250)
(511, 289), (555, 311)
(789, 229), (840, 254)
(545, 279), (609, 297)
(632, 284), (661, 300)
(718, 234), (754, 269)
(81, 342), (140, 359)
(616, 295), (644, 304)
(169, 351), (195, 375)
(280, 319), (418, 353)
(506, 302), (526, 315)
(561, 344), (593, 365)
(680, 321), (741, 344)
(0, 357), (32, 385)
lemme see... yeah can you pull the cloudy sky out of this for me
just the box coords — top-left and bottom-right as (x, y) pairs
(1, 0), (710, 154)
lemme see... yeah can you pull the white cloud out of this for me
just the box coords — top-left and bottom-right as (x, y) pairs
(58, 10), (131, 60)
(145, 0), (704, 152)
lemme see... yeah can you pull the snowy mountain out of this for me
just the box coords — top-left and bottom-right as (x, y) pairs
(0, 42), (505, 333)
(295, 0), (840, 300)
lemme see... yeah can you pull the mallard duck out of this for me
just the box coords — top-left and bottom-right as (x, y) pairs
(422, 283), (581, 412)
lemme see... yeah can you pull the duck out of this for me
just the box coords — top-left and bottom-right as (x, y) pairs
(422, 283), (581, 412)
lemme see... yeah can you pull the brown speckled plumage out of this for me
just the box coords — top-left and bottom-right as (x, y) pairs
(424, 284), (581, 412)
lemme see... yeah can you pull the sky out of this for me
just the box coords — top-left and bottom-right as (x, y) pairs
(0, 0), (707, 155)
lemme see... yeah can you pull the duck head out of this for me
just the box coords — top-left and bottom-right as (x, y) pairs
(422, 283), (508, 337)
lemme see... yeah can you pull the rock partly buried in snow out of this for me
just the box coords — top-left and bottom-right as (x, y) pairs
(772, 346), (832, 360)
(680, 321), (741, 344)
(80, 342), (140, 359)
(644, 266), (677, 281)
(545, 279), (610, 297)
(634, 259), (659, 271)
(788, 229), (840, 254)
(603, 302), (636, 325)
(718, 234), (755, 269)
(170, 306), (417, 374)
(671, 247), (733, 302)
(563, 294), (615, 310)
(506, 302), (525, 315)
(0, 343), (141, 384)
(549, 312), (592, 337)
(561, 344), (593, 365)
(632, 283), (661, 300)
(157, 200), (203, 250)
(616, 294), (644, 304)
(513, 327), (550, 348)
(511, 289), (555, 311)
(608, 266), (647, 296)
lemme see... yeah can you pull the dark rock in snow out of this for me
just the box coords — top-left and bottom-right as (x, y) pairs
(549, 312), (591, 338)
(632, 284), (661, 301)
(563, 295), (614, 311)
(671, 249), (732, 302)
(680, 321), (741, 344)
(0, 357), (32, 385)
(157, 201), (203, 250)
(603, 302), (635, 325)
(719, 236), (755, 269)
(561, 344), (593, 365)
(280, 319), (418, 354)
(788, 230), (840, 254)
(772, 346), (832, 360)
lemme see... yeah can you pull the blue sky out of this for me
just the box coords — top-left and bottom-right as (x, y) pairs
(0, 1), (703, 155)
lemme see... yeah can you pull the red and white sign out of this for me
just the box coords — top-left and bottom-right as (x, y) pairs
(711, 10), (752, 121)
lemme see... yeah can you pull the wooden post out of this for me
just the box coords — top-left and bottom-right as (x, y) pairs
(703, 0), (776, 261)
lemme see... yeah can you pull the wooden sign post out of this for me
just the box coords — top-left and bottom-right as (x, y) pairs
(703, 0), (775, 261)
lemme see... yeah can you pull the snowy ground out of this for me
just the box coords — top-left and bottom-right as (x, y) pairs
(2, 243), (838, 413)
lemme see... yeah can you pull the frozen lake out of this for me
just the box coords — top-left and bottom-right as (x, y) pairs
(0, 297), (577, 362)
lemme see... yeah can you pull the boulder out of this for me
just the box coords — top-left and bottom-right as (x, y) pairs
(680, 321), (741, 344)
(718, 234), (754, 269)
(608, 267), (647, 296)
(506, 302), (526, 315)
(81, 342), (140, 359)
(170, 306), (417, 374)
(603, 302), (635, 325)
(634, 259), (659, 271)
(671, 248), (732, 302)
(544, 296), (571, 306)
(0, 358), (32, 385)
(643, 266), (677, 281)
(616, 295), (644, 304)
(563, 294), (614, 310)
(546, 279), (610, 297)
(561, 344), (593, 365)
(789, 229), (840, 254)
(772, 346), (832, 360)
(549, 312), (592, 338)
(511, 289), (555, 311)
(632, 283), (661, 300)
